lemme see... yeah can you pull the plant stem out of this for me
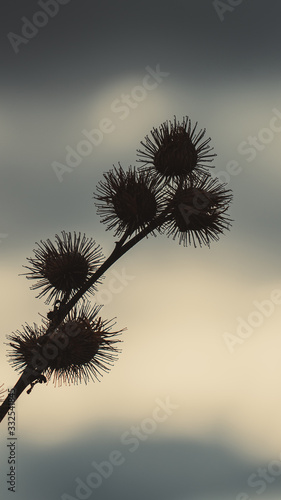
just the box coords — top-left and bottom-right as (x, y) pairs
(0, 209), (169, 422)
(61, 210), (168, 320)
(0, 367), (40, 422)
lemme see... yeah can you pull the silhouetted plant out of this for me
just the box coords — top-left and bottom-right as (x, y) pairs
(7, 302), (121, 386)
(22, 231), (104, 303)
(0, 116), (233, 422)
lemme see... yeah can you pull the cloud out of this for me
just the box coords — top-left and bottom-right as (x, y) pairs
(2, 433), (279, 500)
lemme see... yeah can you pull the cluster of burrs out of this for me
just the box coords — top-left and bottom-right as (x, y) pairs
(6, 116), (232, 389)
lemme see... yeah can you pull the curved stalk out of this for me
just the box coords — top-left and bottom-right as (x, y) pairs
(0, 209), (169, 422)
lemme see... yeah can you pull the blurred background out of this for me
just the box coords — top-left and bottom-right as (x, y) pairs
(1, 0), (281, 498)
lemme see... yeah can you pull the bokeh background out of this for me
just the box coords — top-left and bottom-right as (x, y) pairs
(1, 1), (281, 498)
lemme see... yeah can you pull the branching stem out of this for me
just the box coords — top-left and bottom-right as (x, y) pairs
(0, 208), (169, 422)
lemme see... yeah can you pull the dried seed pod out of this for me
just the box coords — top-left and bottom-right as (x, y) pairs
(94, 164), (163, 236)
(23, 231), (103, 303)
(7, 302), (123, 386)
(164, 174), (233, 247)
(137, 116), (216, 182)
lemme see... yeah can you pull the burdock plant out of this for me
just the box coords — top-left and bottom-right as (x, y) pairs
(0, 116), (233, 422)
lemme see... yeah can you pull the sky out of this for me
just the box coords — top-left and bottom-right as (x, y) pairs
(1, 0), (281, 498)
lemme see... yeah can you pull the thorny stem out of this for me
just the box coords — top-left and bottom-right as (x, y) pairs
(0, 208), (170, 422)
